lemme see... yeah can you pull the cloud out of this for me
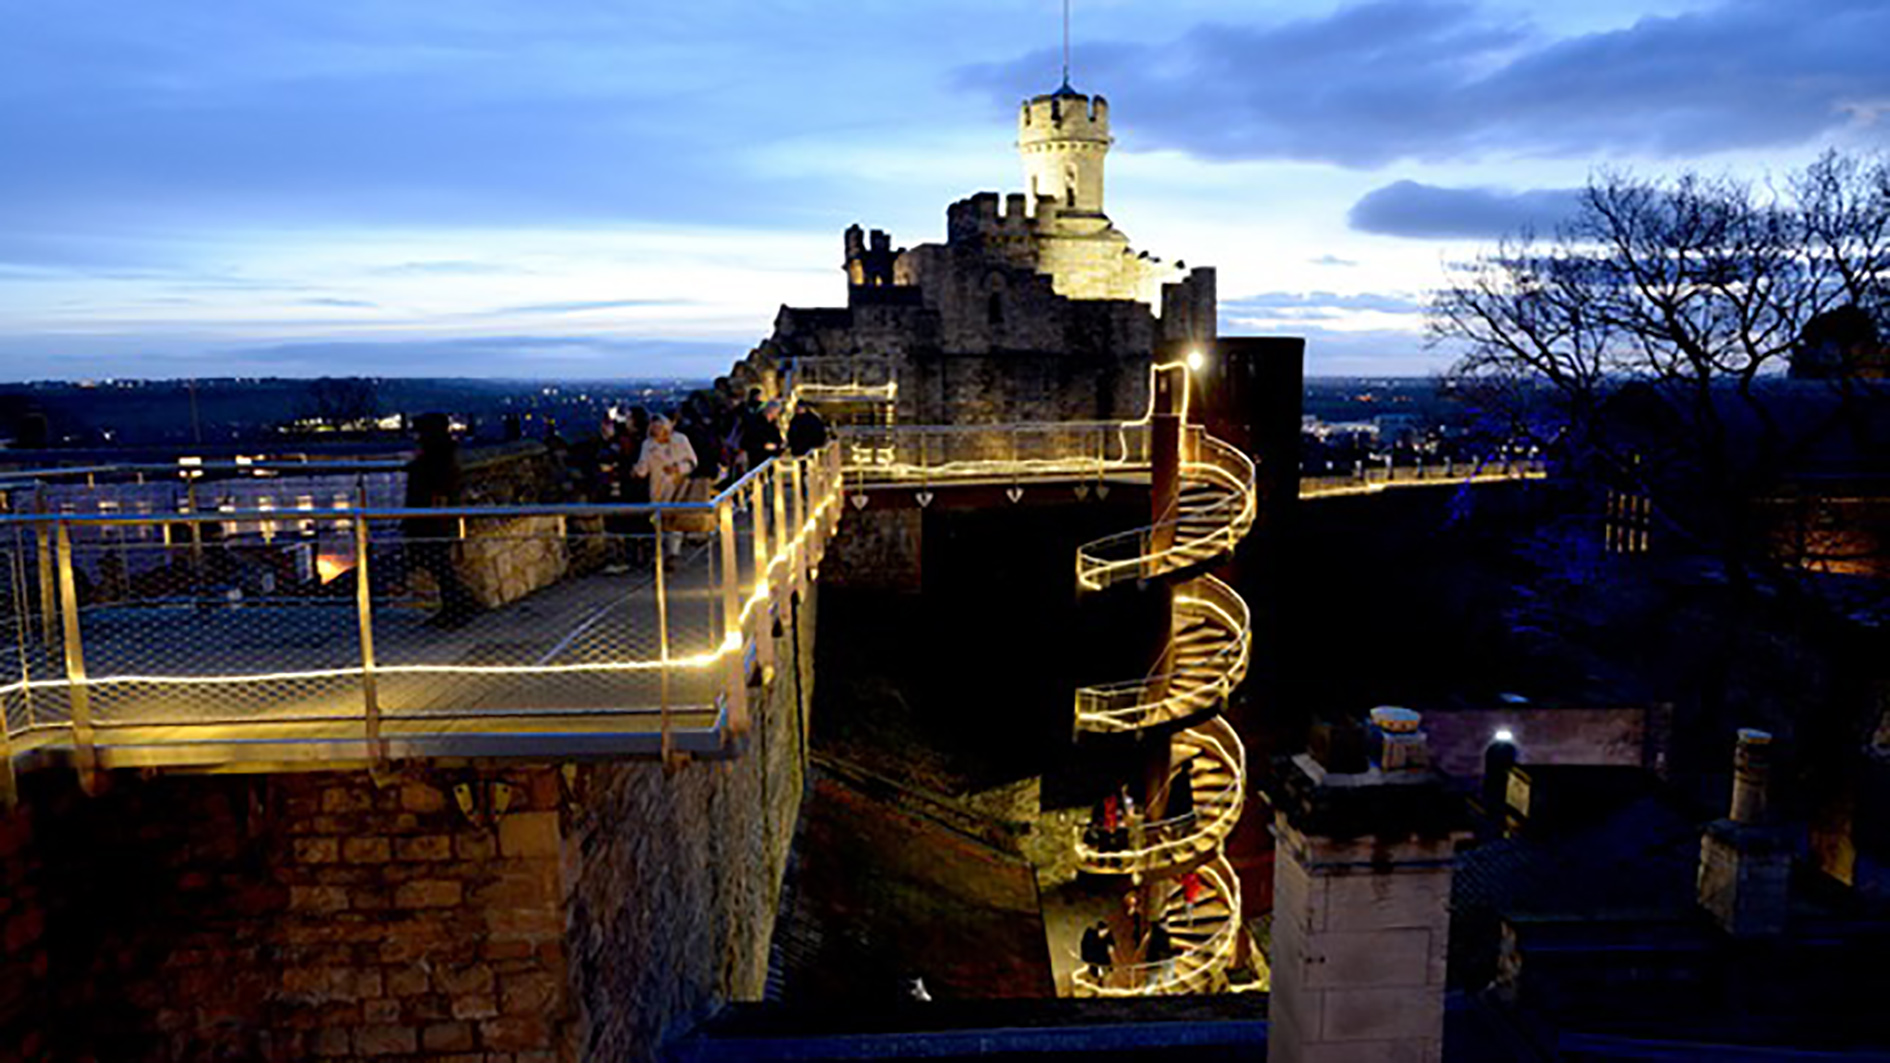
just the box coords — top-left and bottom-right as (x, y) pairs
(956, 0), (1890, 166)
(299, 297), (379, 308)
(0, 333), (741, 381)
(1348, 181), (1583, 238)
(1223, 291), (1424, 316)
(1309, 254), (1358, 268)
(372, 261), (524, 277)
(496, 298), (699, 317)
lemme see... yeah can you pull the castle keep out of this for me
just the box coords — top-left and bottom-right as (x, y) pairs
(759, 84), (1217, 425)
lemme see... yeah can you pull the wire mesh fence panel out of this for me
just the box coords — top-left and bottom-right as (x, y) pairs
(0, 528), (67, 729)
(62, 527), (366, 729)
(367, 513), (717, 728)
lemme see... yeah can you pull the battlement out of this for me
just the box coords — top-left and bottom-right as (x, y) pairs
(844, 223), (901, 287)
(944, 192), (1069, 246)
(1019, 90), (1110, 143)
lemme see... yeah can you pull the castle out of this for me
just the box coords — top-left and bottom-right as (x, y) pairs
(754, 82), (1217, 425)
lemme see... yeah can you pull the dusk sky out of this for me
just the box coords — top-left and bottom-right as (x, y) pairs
(4, 0), (1888, 380)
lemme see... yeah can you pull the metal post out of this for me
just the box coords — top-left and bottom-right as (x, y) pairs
(53, 522), (97, 791)
(772, 462), (791, 599)
(0, 537), (16, 802)
(185, 477), (206, 599)
(35, 524), (56, 647)
(717, 496), (749, 734)
(352, 514), (382, 762)
(653, 510), (672, 762)
(788, 458), (806, 585)
(1150, 365), (1184, 565)
(748, 477), (775, 677)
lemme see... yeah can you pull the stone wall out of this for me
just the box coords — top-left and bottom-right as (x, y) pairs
(1420, 705), (1664, 779)
(0, 767), (572, 1063)
(457, 515), (570, 610)
(0, 587), (818, 1063)
(568, 586), (813, 1059)
(818, 508), (921, 593)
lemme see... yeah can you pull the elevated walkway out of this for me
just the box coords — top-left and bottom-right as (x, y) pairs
(1, 446), (844, 796)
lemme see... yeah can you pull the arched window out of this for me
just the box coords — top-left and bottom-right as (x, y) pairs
(1064, 162), (1079, 208)
(987, 291), (1004, 327)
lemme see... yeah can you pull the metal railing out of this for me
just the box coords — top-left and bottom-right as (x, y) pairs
(1299, 457), (1547, 498)
(836, 421), (1149, 487)
(0, 445), (844, 792)
(1074, 574), (1250, 733)
(1074, 717), (1247, 877)
(1076, 431), (1257, 591)
(1069, 853), (1242, 997)
(786, 356), (899, 404)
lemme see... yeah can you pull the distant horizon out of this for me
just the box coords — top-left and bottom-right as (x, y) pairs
(0, 371), (1462, 388)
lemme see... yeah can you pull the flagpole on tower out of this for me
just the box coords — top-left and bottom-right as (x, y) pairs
(1062, 0), (1071, 88)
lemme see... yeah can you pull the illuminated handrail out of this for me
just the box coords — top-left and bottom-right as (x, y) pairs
(1070, 853), (1242, 997)
(1074, 574), (1250, 733)
(1075, 434), (1256, 591)
(837, 422), (1149, 487)
(1299, 458), (1547, 498)
(787, 356), (899, 404)
(0, 444), (846, 787)
(1073, 716), (1246, 876)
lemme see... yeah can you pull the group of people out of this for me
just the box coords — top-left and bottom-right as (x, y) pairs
(556, 387), (829, 509)
(399, 388), (831, 623)
(1078, 870), (1205, 990)
(1083, 768), (1197, 854)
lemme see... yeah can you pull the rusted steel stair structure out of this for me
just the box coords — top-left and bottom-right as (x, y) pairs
(1068, 362), (1256, 998)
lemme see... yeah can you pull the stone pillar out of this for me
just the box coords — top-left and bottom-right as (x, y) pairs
(1698, 728), (1795, 937)
(1269, 710), (1466, 1063)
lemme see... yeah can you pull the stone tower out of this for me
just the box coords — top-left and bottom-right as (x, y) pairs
(1018, 84), (1111, 215)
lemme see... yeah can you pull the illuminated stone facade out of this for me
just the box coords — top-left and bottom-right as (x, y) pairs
(762, 84), (1215, 425)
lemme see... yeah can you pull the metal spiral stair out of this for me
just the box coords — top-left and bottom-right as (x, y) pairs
(1074, 715), (1245, 875)
(1074, 574), (1249, 735)
(1075, 433), (1255, 592)
(1069, 853), (1242, 997)
(1069, 397), (1257, 998)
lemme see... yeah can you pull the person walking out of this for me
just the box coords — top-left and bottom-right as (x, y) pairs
(614, 408), (652, 567)
(635, 415), (699, 558)
(1179, 869), (1204, 927)
(742, 400), (785, 470)
(403, 412), (478, 628)
(1079, 919), (1113, 982)
(1146, 919), (1174, 989)
(787, 403), (829, 456)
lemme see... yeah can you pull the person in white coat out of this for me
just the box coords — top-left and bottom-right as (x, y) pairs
(634, 415), (698, 557)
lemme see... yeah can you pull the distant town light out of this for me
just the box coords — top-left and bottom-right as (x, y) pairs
(1185, 348), (1206, 372)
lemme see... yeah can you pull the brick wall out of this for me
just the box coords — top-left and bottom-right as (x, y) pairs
(0, 587), (818, 1063)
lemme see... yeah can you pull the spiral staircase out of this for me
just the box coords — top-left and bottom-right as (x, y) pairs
(1068, 364), (1257, 998)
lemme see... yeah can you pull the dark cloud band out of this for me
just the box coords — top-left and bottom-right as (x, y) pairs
(1347, 181), (1583, 239)
(957, 0), (1890, 166)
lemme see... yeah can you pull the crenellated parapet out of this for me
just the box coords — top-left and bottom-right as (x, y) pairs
(844, 224), (903, 290)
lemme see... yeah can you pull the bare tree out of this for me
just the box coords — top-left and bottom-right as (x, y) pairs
(1430, 154), (1890, 579)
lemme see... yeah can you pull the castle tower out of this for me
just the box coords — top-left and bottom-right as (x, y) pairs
(1019, 84), (1111, 215)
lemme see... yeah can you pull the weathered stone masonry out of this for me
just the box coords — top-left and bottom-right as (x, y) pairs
(0, 588), (815, 1063)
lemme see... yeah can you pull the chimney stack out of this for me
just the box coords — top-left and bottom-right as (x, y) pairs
(1369, 706), (1429, 772)
(1728, 727), (1770, 824)
(1698, 728), (1795, 937)
(1269, 709), (1466, 1063)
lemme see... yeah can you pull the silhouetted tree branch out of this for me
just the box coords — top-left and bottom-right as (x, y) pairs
(1429, 154), (1890, 585)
